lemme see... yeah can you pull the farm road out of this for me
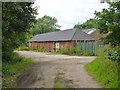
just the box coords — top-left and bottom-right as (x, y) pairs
(15, 51), (101, 88)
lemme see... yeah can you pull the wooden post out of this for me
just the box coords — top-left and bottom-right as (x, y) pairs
(76, 40), (77, 43)
(84, 40), (85, 52)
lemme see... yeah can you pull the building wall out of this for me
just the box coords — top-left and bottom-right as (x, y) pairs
(28, 40), (95, 51)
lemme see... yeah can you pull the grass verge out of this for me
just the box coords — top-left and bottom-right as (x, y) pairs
(85, 47), (118, 88)
(2, 53), (34, 88)
(15, 46), (48, 52)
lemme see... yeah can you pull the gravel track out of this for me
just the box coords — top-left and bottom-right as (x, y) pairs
(15, 51), (101, 88)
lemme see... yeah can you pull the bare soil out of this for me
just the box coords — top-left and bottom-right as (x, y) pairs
(15, 51), (101, 88)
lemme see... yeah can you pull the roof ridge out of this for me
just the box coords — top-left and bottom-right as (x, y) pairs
(81, 30), (97, 40)
(71, 28), (78, 40)
(36, 28), (74, 36)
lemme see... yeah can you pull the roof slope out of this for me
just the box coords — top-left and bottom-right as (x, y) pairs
(28, 28), (96, 42)
(72, 29), (97, 40)
(82, 28), (96, 34)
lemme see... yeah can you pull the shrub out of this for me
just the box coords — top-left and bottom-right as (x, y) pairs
(16, 46), (48, 52)
(105, 47), (120, 64)
(36, 47), (48, 52)
(83, 51), (94, 56)
(57, 47), (70, 54)
(72, 46), (83, 56)
(56, 46), (94, 56)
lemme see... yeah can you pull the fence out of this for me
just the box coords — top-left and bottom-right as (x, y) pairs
(74, 42), (104, 56)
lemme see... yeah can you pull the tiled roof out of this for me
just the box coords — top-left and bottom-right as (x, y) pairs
(28, 28), (97, 42)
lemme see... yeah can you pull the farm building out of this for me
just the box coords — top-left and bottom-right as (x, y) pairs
(28, 28), (97, 51)
(82, 28), (108, 40)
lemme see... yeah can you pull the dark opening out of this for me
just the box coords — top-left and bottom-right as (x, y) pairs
(81, 40), (84, 43)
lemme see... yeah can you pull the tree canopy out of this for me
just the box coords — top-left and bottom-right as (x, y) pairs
(29, 15), (61, 36)
(2, 2), (37, 61)
(95, 1), (120, 46)
(74, 18), (97, 29)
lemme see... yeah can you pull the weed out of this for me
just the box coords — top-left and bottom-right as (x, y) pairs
(54, 80), (68, 88)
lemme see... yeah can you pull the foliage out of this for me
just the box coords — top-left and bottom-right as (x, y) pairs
(57, 47), (70, 55)
(74, 18), (97, 29)
(2, 53), (34, 88)
(2, 2), (37, 62)
(55, 46), (94, 56)
(16, 46), (48, 52)
(85, 47), (118, 88)
(105, 47), (120, 64)
(29, 15), (61, 36)
(16, 46), (94, 56)
(95, 1), (120, 46)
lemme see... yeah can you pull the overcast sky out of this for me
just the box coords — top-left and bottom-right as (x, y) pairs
(33, 0), (109, 30)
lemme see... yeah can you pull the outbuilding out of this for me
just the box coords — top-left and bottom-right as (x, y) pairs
(28, 28), (97, 51)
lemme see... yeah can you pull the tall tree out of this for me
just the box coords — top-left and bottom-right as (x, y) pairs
(74, 18), (97, 29)
(29, 15), (61, 36)
(2, 2), (37, 61)
(95, 1), (120, 46)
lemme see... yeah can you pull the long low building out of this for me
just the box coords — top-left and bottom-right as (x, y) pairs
(28, 28), (97, 51)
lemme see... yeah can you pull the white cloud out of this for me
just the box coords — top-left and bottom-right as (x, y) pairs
(33, 0), (109, 30)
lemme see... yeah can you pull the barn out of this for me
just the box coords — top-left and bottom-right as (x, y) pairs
(82, 28), (108, 40)
(28, 28), (97, 51)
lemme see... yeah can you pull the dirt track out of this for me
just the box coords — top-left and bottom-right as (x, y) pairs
(15, 51), (101, 88)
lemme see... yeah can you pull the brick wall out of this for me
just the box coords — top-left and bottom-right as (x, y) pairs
(28, 40), (96, 51)
(87, 40), (95, 43)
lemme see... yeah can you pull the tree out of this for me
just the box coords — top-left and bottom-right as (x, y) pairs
(74, 18), (97, 29)
(95, 1), (120, 46)
(29, 15), (61, 36)
(2, 2), (37, 61)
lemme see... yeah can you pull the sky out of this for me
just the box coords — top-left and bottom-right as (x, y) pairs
(33, 0), (109, 30)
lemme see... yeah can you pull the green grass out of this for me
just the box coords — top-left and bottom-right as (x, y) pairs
(15, 46), (48, 52)
(54, 80), (68, 88)
(85, 47), (118, 88)
(2, 53), (34, 88)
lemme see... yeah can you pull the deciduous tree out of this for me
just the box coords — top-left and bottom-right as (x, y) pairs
(95, 1), (120, 46)
(74, 19), (97, 29)
(29, 15), (61, 36)
(2, 2), (37, 61)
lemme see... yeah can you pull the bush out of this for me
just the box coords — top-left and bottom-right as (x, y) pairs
(16, 46), (37, 51)
(16, 46), (48, 52)
(83, 51), (94, 56)
(72, 46), (83, 55)
(105, 47), (120, 64)
(36, 47), (48, 52)
(57, 47), (70, 54)
(56, 46), (94, 56)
